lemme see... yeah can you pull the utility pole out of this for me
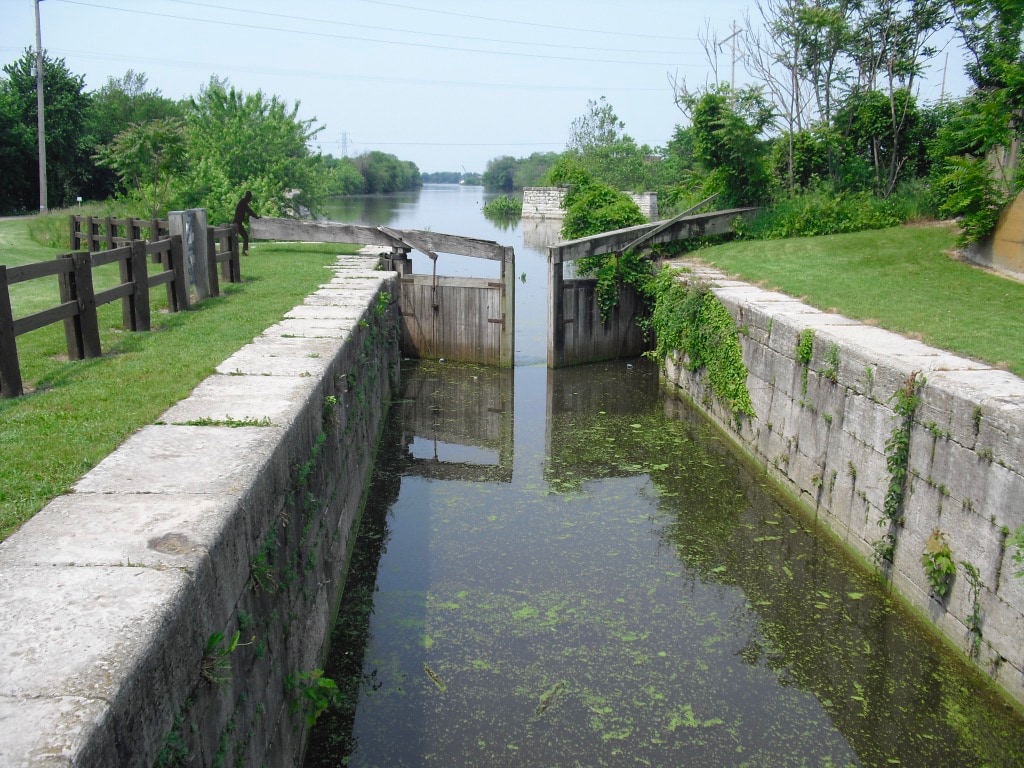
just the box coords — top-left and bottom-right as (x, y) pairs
(939, 52), (949, 104)
(717, 21), (742, 90)
(34, 0), (47, 212)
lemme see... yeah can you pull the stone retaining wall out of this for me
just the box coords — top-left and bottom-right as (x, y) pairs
(522, 187), (658, 221)
(663, 262), (1024, 706)
(0, 257), (400, 767)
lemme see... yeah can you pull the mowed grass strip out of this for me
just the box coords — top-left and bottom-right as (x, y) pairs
(686, 223), (1024, 377)
(0, 218), (356, 540)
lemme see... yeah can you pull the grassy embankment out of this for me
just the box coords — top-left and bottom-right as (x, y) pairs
(681, 223), (1024, 378)
(0, 212), (358, 540)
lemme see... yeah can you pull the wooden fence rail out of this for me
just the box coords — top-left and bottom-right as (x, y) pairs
(206, 224), (241, 297)
(0, 235), (186, 398)
(70, 215), (169, 253)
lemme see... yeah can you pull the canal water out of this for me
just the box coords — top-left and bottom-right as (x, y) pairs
(304, 187), (1024, 767)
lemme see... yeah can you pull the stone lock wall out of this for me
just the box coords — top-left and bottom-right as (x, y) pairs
(663, 263), (1024, 706)
(0, 257), (400, 767)
(522, 187), (658, 221)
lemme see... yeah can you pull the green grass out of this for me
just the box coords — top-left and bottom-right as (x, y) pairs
(0, 214), (359, 540)
(684, 223), (1024, 377)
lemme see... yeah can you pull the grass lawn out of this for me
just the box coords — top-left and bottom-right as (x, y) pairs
(683, 223), (1024, 378)
(0, 215), (358, 540)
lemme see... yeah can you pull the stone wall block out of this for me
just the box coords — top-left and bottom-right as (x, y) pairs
(975, 399), (1024, 470)
(840, 391), (896, 455)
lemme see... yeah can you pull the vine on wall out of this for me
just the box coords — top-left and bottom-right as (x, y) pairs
(649, 268), (754, 418)
(874, 372), (922, 570)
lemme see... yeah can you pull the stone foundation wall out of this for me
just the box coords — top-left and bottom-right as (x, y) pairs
(663, 263), (1024, 706)
(0, 257), (400, 767)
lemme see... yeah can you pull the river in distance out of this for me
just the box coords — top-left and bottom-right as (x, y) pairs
(303, 186), (1024, 767)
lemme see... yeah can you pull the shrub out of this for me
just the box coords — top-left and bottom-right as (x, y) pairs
(482, 195), (522, 218)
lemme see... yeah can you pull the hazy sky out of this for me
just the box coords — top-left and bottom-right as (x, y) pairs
(2, 0), (972, 173)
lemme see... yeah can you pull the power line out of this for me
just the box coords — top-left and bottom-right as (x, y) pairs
(51, 0), (690, 67)
(159, 0), (697, 56)
(353, 0), (695, 42)
(39, 46), (695, 94)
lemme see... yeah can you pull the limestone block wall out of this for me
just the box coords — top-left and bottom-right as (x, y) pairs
(522, 187), (568, 219)
(0, 257), (400, 767)
(663, 263), (1024, 706)
(522, 187), (658, 221)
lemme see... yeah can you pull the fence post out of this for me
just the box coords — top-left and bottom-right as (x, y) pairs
(88, 219), (99, 252)
(69, 215), (79, 250)
(129, 240), (151, 332)
(206, 226), (221, 297)
(58, 253), (84, 360)
(0, 265), (24, 398)
(77, 252), (102, 358)
(168, 234), (190, 311)
(64, 252), (102, 359)
(103, 216), (115, 251)
(228, 227), (240, 284)
(117, 243), (134, 330)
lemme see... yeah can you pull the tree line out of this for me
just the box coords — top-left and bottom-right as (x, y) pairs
(480, 0), (1022, 246)
(0, 51), (421, 221)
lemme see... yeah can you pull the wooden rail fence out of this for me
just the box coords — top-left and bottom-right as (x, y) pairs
(0, 235), (187, 398)
(71, 214), (241, 296)
(70, 215), (169, 253)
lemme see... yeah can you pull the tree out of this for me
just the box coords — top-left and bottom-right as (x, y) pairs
(566, 97), (651, 190)
(82, 70), (182, 201)
(929, 0), (1023, 243)
(352, 151), (421, 194)
(93, 118), (188, 218)
(843, 0), (949, 194)
(482, 155), (516, 190)
(513, 152), (559, 188)
(322, 155), (366, 195)
(837, 86), (923, 192)
(0, 50), (90, 210)
(0, 86), (34, 213)
(677, 84), (775, 207)
(179, 78), (328, 223)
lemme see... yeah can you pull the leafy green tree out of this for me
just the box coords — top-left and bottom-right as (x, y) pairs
(512, 152), (559, 188)
(179, 78), (328, 223)
(836, 87), (923, 193)
(322, 155), (366, 195)
(929, 0), (1023, 243)
(0, 86), (34, 213)
(566, 97), (651, 190)
(0, 50), (90, 210)
(677, 84), (774, 207)
(82, 70), (182, 201)
(482, 155), (516, 190)
(93, 118), (188, 218)
(352, 151), (421, 194)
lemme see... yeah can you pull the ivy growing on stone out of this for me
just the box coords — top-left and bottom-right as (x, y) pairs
(649, 268), (754, 418)
(883, 372), (922, 527)
(921, 529), (955, 598)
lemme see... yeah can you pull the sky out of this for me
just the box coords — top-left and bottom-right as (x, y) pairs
(2, 0), (973, 174)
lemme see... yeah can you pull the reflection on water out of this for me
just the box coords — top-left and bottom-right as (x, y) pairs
(304, 360), (1024, 768)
